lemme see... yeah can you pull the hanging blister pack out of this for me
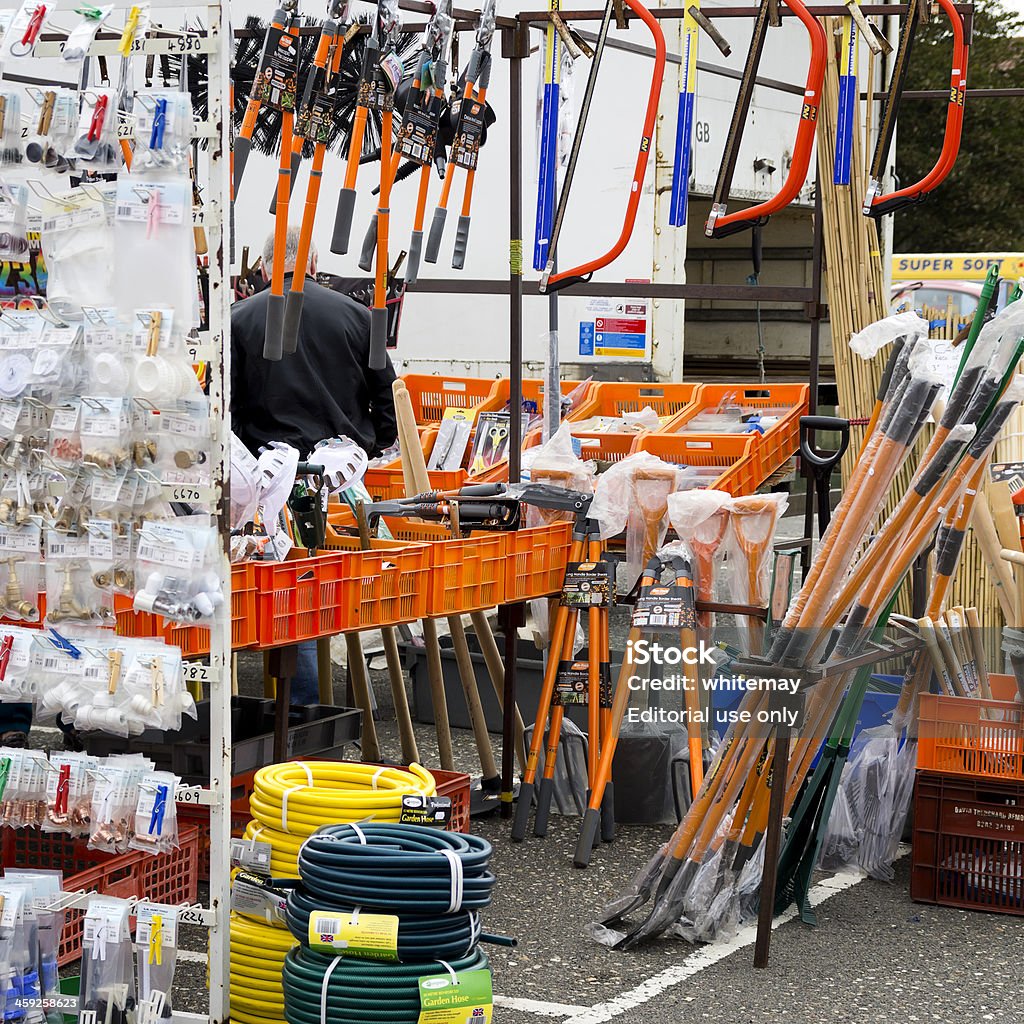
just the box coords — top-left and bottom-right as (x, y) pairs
(134, 518), (222, 623)
(0, 524), (42, 623)
(0, 182), (30, 263)
(0, 880), (45, 1024)
(40, 188), (117, 309)
(25, 89), (78, 173)
(0, 626), (36, 700)
(157, 400), (211, 489)
(1, 1), (50, 60)
(45, 528), (114, 629)
(74, 89), (120, 171)
(3, 869), (64, 1024)
(89, 760), (148, 852)
(80, 397), (132, 468)
(134, 903), (177, 1022)
(80, 898), (136, 1024)
(130, 771), (178, 855)
(1, 749), (48, 828)
(0, 92), (24, 168)
(61, 4), (114, 62)
(45, 751), (97, 835)
(117, 643), (192, 732)
(132, 90), (192, 174)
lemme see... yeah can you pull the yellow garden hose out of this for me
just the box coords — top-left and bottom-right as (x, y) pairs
(244, 761), (438, 876)
(228, 913), (296, 1024)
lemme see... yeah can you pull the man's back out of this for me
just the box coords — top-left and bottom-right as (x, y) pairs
(231, 278), (397, 456)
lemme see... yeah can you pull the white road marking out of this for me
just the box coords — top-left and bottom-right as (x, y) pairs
(555, 854), (905, 1024)
(494, 997), (589, 1016)
(177, 950), (209, 963)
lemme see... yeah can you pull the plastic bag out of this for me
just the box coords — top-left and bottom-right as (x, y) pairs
(590, 451), (682, 591)
(79, 898), (136, 1024)
(135, 903), (177, 1021)
(849, 311), (928, 360)
(130, 771), (179, 855)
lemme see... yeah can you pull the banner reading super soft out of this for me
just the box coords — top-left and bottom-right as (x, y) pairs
(892, 252), (1024, 282)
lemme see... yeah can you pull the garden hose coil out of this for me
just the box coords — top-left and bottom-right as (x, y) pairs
(283, 945), (490, 1024)
(284, 823), (510, 961)
(245, 761), (437, 875)
(297, 824), (495, 913)
(228, 912), (296, 1024)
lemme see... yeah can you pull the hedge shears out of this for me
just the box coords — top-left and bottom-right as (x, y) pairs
(399, 0), (454, 284)
(704, 0), (826, 239)
(233, 0), (299, 199)
(423, 0), (498, 270)
(537, 0), (666, 292)
(863, 0), (968, 218)
(276, 1), (353, 359)
(330, 0), (402, 255)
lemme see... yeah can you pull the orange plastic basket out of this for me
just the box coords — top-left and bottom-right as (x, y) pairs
(1, 826), (200, 965)
(252, 550), (353, 647)
(917, 693), (1024, 782)
(432, 769), (472, 833)
(382, 523), (506, 615)
(633, 433), (761, 496)
(580, 381), (702, 421)
(505, 522), (573, 601)
(116, 562), (257, 656)
(401, 374), (504, 425)
(319, 535), (432, 630)
(662, 383), (809, 485)
(538, 382), (703, 465)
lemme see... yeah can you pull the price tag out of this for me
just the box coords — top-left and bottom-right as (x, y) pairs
(177, 906), (208, 928)
(161, 483), (215, 504)
(182, 661), (216, 685)
(309, 911), (399, 961)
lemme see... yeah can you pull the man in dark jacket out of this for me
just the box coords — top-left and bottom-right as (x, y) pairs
(231, 228), (397, 706)
(231, 227), (398, 457)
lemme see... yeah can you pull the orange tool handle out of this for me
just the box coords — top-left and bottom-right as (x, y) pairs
(543, 0), (666, 292)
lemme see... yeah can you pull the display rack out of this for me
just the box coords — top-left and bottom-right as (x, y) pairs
(0, 2), (233, 1021)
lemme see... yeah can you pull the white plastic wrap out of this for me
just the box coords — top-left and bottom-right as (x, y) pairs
(590, 452), (682, 591)
(849, 311), (928, 360)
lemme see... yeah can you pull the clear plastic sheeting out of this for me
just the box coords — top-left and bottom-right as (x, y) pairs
(817, 726), (915, 881)
(848, 311), (927, 360)
(523, 717), (589, 816)
(590, 451), (683, 590)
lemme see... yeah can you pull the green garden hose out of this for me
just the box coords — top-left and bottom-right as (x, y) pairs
(295, 824), (496, 913)
(283, 946), (490, 1024)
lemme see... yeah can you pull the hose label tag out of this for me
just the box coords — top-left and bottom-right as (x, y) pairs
(400, 794), (453, 828)
(309, 911), (399, 962)
(418, 968), (492, 1023)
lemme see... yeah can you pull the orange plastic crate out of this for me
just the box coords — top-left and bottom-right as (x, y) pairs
(1, 826), (200, 965)
(384, 524), (506, 615)
(115, 562), (257, 655)
(319, 535), (432, 630)
(662, 383), (809, 485)
(252, 550), (353, 647)
(505, 522), (573, 601)
(579, 381), (702, 421)
(633, 433), (761, 496)
(401, 374), (504, 425)
(917, 693), (1024, 782)
(432, 769), (471, 833)
(534, 382), (703, 465)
